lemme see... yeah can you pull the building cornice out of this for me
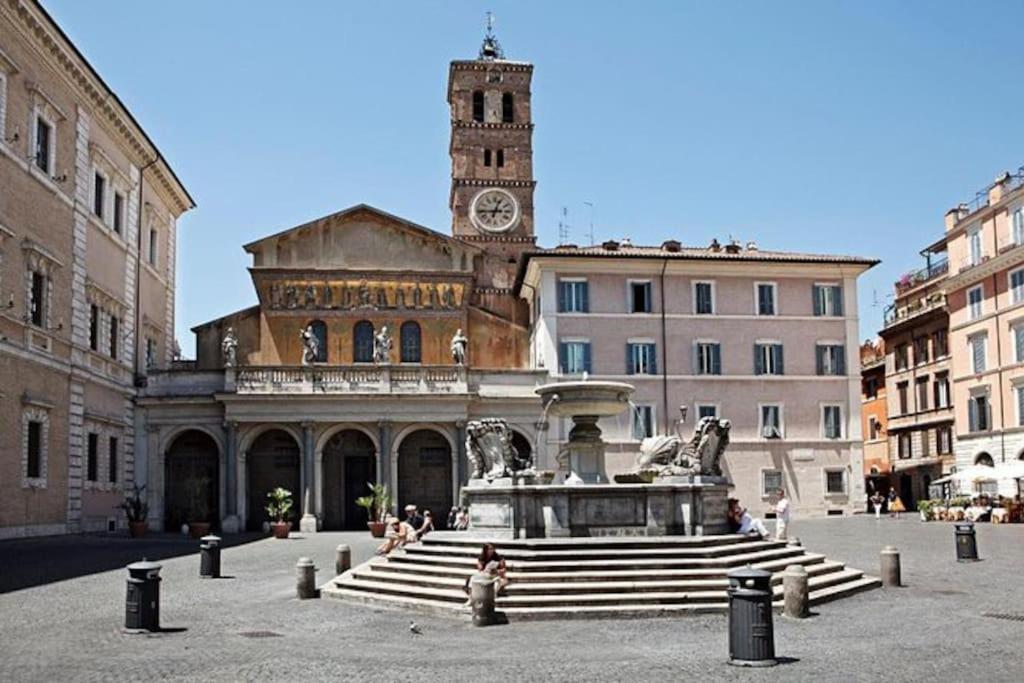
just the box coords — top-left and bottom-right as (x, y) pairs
(452, 178), (536, 189)
(2, 0), (194, 214)
(944, 244), (1024, 291)
(451, 120), (534, 131)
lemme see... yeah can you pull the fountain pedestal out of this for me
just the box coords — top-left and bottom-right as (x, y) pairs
(461, 476), (731, 539)
(563, 415), (608, 483)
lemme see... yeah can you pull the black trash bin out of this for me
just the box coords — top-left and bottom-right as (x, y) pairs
(199, 535), (221, 578)
(955, 522), (979, 562)
(727, 566), (777, 667)
(125, 560), (162, 631)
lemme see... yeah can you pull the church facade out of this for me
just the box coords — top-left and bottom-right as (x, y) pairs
(139, 32), (876, 532)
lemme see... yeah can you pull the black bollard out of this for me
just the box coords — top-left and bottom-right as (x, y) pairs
(727, 566), (777, 667)
(125, 559), (162, 631)
(199, 535), (221, 578)
(955, 522), (979, 562)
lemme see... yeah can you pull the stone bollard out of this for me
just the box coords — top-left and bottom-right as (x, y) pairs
(469, 572), (497, 626)
(296, 557), (317, 599)
(782, 564), (809, 618)
(880, 546), (901, 587)
(335, 544), (352, 576)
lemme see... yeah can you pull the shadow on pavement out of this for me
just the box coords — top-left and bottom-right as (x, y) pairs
(0, 532), (266, 594)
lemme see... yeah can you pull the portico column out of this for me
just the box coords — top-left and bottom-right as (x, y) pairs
(145, 424), (162, 532)
(300, 421), (318, 533)
(378, 419), (393, 514)
(221, 421), (240, 533)
(455, 420), (468, 494)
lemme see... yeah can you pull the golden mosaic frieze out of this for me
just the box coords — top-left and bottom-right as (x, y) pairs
(264, 280), (466, 312)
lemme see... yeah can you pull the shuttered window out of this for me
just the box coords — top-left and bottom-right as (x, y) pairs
(559, 341), (591, 375)
(970, 335), (986, 374)
(694, 282), (714, 314)
(558, 280), (589, 313)
(813, 285), (843, 316)
(822, 405), (842, 439)
(695, 343), (721, 375)
(756, 283), (776, 315)
(754, 343), (784, 375)
(760, 405), (782, 439)
(627, 343), (656, 375)
(816, 344), (846, 376)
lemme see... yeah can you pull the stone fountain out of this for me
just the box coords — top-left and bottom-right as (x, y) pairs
(459, 379), (733, 538)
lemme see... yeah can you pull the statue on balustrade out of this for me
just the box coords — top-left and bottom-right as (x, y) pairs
(373, 325), (393, 364)
(221, 327), (238, 368)
(450, 328), (468, 366)
(299, 324), (319, 366)
(466, 418), (534, 480)
(627, 415), (731, 479)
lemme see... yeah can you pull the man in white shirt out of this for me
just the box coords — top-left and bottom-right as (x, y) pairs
(774, 488), (791, 540)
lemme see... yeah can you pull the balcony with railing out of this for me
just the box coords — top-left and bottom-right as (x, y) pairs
(883, 292), (947, 330)
(233, 364), (469, 395)
(894, 257), (948, 295)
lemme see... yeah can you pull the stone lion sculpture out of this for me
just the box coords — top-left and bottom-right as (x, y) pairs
(466, 418), (534, 480)
(634, 416), (731, 478)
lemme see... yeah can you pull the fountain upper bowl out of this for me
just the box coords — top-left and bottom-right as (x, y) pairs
(535, 380), (635, 418)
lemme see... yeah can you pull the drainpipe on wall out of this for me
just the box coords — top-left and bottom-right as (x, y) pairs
(133, 156), (159, 386)
(660, 258), (669, 435)
(993, 271), (1006, 462)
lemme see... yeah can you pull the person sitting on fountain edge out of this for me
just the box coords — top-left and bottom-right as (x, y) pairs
(727, 498), (770, 540)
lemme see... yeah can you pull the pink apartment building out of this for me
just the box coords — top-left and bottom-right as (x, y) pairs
(516, 239), (878, 517)
(942, 168), (1024, 468)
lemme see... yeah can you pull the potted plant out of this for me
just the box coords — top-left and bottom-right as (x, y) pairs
(355, 483), (391, 537)
(185, 477), (212, 539)
(118, 484), (149, 538)
(916, 499), (933, 522)
(266, 487), (294, 539)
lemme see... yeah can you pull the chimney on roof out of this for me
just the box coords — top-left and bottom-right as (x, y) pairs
(708, 238), (721, 253)
(621, 237), (632, 247)
(724, 240), (742, 255)
(602, 239), (620, 251)
(661, 239), (681, 253)
(990, 171), (1012, 205)
(746, 241), (758, 252)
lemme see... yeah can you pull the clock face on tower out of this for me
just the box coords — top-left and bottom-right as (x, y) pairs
(470, 188), (520, 234)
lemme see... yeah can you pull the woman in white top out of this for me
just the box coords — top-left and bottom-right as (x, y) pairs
(774, 488), (791, 540)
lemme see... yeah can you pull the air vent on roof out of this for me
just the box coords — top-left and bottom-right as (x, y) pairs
(602, 240), (620, 251)
(661, 240), (682, 253)
(621, 237), (633, 247)
(708, 239), (721, 252)
(724, 241), (742, 254)
(746, 241), (758, 252)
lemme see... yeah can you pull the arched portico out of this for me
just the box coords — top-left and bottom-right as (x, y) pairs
(393, 425), (456, 521)
(163, 429), (221, 532)
(320, 428), (378, 530)
(315, 424), (381, 529)
(245, 428), (302, 531)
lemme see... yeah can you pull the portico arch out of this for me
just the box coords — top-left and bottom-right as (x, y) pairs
(164, 429), (221, 532)
(315, 424), (380, 528)
(245, 428), (301, 531)
(975, 452), (995, 467)
(394, 425), (455, 521)
(320, 428), (378, 530)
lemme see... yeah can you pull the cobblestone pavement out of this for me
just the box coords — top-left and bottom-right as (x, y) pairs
(1, 516), (1022, 682)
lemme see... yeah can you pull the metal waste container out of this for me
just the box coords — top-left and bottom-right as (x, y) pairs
(125, 559), (162, 631)
(727, 566), (777, 667)
(955, 522), (979, 562)
(200, 535), (221, 578)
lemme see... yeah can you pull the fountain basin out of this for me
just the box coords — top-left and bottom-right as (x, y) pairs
(535, 380), (634, 418)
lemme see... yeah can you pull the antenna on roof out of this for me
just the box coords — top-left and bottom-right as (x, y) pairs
(583, 201), (595, 246)
(558, 207), (570, 245)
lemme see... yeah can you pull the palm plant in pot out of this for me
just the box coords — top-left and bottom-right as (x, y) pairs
(266, 486), (294, 539)
(118, 484), (149, 538)
(185, 477), (212, 539)
(355, 483), (391, 537)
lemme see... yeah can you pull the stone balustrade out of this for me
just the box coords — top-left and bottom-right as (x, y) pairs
(232, 364), (469, 394)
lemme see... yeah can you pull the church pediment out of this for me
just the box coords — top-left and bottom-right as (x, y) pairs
(243, 204), (478, 273)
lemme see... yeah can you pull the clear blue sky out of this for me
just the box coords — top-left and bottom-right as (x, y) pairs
(44, 1), (1024, 356)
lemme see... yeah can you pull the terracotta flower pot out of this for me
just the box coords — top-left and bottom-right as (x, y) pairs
(188, 522), (211, 539)
(368, 521), (387, 538)
(129, 521), (148, 538)
(271, 521), (291, 539)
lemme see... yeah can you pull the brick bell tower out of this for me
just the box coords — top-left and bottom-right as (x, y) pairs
(448, 20), (536, 300)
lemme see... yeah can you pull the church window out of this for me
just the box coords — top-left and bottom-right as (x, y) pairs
(496, 149), (504, 167)
(484, 149), (492, 167)
(400, 321), (422, 363)
(502, 92), (514, 123)
(310, 320), (328, 362)
(353, 321), (374, 363)
(472, 91), (484, 122)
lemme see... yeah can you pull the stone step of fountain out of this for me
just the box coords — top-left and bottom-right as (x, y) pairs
(405, 538), (788, 561)
(386, 544), (807, 572)
(418, 532), (760, 551)
(349, 558), (846, 595)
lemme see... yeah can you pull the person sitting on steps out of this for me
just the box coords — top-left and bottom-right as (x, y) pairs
(463, 542), (508, 606)
(727, 497), (770, 540)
